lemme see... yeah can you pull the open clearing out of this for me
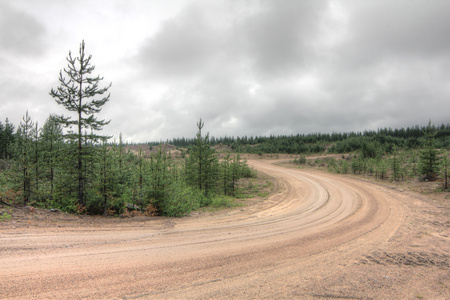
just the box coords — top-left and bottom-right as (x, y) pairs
(1, 159), (449, 299)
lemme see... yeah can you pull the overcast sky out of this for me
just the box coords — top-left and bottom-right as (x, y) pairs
(1, 0), (450, 143)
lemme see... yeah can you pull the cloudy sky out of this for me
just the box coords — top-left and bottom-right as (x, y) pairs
(1, 0), (450, 143)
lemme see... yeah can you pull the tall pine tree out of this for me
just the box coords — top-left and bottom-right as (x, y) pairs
(186, 119), (218, 198)
(16, 111), (35, 204)
(50, 40), (111, 206)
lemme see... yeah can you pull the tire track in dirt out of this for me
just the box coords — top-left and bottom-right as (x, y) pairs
(0, 160), (406, 299)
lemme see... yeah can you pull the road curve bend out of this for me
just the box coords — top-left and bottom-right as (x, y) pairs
(0, 160), (405, 299)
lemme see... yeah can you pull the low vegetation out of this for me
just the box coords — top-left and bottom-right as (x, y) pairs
(288, 122), (449, 192)
(0, 116), (255, 217)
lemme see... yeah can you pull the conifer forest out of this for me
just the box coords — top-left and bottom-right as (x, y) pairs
(0, 41), (254, 216)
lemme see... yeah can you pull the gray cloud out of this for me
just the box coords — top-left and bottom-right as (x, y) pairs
(130, 1), (331, 138)
(348, 1), (450, 60)
(137, 4), (221, 80)
(1, 0), (450, 143)
(0, 2), (46, 57)
(240, 0), (327, 77)
(124, 0), (450, 141)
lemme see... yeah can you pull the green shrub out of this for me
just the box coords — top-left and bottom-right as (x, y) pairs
(157, 181), (201, 217)
(0, 210), (12, 221)
(209, 195), (235, 208)
(51, 194), (77, 213)
(294, 155), (307, 165)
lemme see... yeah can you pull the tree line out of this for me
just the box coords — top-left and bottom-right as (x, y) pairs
(0, 41), (254, 217)
(154, 123), (450, 155)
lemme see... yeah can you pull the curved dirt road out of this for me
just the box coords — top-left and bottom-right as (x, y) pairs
(1, 160), (448, 299)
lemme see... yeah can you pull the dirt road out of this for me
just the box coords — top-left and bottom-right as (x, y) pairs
(1, 160), (449, 299)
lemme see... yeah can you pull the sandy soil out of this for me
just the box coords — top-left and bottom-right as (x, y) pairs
(1, 159), (449, 299)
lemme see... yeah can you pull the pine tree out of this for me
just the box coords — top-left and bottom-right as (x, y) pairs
(137, 147), (144, 207)
(0, 118), (15, 159)
(148, 146), (173, 212)
(97, 138), (117, 215)
(0, 122), (4, 159)
(231, 155), (245, 195)
(391, 146), (401, 181)
(442, 152), (448, 190)
(118, 132), (124, 177)
(40, 115), (63, 198)
(50, 40), (112, 205)
(186, 119), (218, 198)
(419, 121), (440, 181)
(16, 111), (35, 204)
(33, 122), (41, 197)
(221, 154), (231, 196)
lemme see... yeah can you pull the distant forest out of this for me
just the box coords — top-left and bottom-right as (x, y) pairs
(153, 123), (450, 154)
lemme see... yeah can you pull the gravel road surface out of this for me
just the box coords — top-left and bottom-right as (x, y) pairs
(1, 159), (448, 299)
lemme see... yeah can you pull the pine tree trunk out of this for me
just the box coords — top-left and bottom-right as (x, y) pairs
(78, 90), (83, 206)
(50, 139), (54, 196)
(35, 123), (39, 193)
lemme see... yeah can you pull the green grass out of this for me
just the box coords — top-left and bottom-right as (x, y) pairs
(0, 209), (12, 221)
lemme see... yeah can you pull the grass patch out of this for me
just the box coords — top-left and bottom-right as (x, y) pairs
(209, 195), (238, 208)
(0, 208), (12, 221)
(198, 195), (243, 212)
(257, 191), (269, 197)
(235, 175), (277, 200)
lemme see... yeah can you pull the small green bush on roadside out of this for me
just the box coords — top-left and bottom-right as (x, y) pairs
(0, 210), (12, 221)
(157, 181), (201, 217)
